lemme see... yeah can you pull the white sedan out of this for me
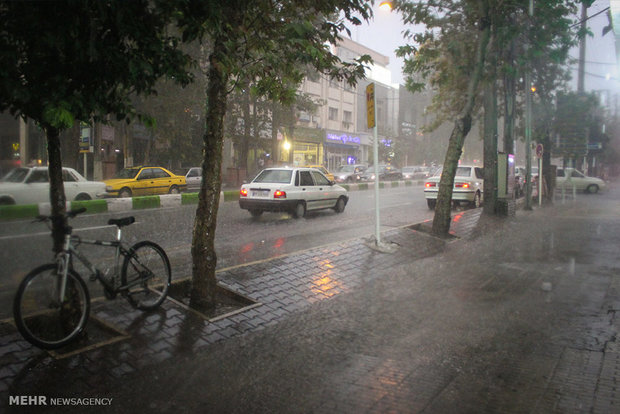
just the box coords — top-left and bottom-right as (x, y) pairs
(424, 165), (484, 209)
(0, 166), (106, 205)
(239, 167), (348, 218)
(556, 168), (606, 194)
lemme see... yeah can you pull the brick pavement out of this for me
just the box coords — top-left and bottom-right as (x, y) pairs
(2, 193), (620, 413)
(0, 210), (478, 403)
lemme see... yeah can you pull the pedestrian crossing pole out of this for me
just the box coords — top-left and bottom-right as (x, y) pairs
(366, 83), (381, 246)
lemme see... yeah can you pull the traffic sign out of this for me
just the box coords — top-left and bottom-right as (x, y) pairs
(366, 83), (375, 129)
(535, 143), (543, 158)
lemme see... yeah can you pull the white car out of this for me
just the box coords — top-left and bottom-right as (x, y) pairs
(239, 167), (348, 218)
(424, 165), (484, 209)
(184, 167), (202, 192)
(0, 166), (106, 205)
(556, 168), (605, 193)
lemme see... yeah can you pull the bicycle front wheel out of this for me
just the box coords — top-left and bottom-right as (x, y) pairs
(13, 264), (90, 350)
(121, 241), (171, 310)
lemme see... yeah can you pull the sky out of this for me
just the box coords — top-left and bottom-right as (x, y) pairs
(351, 0), (619, 95)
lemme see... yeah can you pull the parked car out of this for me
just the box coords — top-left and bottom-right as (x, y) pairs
(556, 168), (606, 193)
(361, 165), (402, 181)
(184, 167), (202, 192)
(103, 166), (186, 198)
(239, 167), (348, 218)
(401, 166), (430, 180)
(424, 165), (484, 209)
(305, 165), (334, 182)
(334, 164), (367, 183)
(0, 166), (106, 205)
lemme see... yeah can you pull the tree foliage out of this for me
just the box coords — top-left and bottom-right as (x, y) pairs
(169, 0), (373, 308)
(0, 0), (193, 251)
(395, 0), (581, 235)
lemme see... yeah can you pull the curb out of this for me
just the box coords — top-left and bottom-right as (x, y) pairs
(0, 180), (424, 221)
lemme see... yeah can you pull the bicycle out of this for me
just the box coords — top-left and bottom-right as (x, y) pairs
(13, 207), (171, 350)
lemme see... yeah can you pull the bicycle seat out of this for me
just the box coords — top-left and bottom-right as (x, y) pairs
(108, 217), (135, 228)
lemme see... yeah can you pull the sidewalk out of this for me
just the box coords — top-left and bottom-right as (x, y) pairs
(2, 187), (620, 413)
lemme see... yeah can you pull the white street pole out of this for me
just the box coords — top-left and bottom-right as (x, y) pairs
(373, 123), (381, 246)
(366, 82), (381, 247)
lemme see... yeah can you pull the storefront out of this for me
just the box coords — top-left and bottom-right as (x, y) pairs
(289, 127), (324, 167)
(324, 131), (368, 171)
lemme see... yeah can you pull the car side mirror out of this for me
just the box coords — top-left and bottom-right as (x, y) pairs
(329, 180), (335, 186)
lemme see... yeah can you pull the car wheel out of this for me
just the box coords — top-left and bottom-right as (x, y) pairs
(586, 184), (599, 194)
(293, 202), (306, 219)
(471, 191), (481, 208)
(249, 209), (263, 218)
(427, 199), (436, 210)
(0, 197), (15, 205)
(169, 185), (180, 194)
(334, 197), (346, 213)
(119, 188), (132, 198)
(74, 193), (91, 201)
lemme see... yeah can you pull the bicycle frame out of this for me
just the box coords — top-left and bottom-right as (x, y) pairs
(60, 225), (127, 295)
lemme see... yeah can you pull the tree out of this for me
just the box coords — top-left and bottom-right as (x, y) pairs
(397, 0), (492, 237)
(397, 0), (580, 234)
(0, 0), (192, 252)
(172, 0), (372, 308)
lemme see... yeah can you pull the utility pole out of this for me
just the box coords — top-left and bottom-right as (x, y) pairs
(577, 2), (588, 94)
(524, 0), (534, 210)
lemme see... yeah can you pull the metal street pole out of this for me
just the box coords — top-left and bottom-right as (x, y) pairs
(524, 0), (534, 210)
(366, 83), (382, 246)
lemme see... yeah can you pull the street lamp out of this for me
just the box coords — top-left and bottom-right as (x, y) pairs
(379, 1), (392, 11)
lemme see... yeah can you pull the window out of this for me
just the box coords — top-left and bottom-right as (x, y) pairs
(26, 170), (48, 183)
(328, 107), (338, 121)
(62, 169), (77, 182)
(475, 168), (484, 179)
(571, 170), (584, 178)
(187, 169), (200, 178)
(152, 168), (170, 178)
(138, 169), (153, 180)
(299, 171), (314, 186)
(557, 170), (565, 177)
(253, 169), (292, 184)
(311, 171), (330, 185)
(343, 111), (352, 123)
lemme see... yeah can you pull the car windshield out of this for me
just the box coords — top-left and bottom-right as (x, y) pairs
(337, 165), (355, 172)
(1, 168), (30, 183)
(455, 167), (472, 177)
(253, 169), (293, 184)
(114, 168), (141, 179)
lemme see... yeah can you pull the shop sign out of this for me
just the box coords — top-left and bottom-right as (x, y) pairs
(326, 133), (361, 145)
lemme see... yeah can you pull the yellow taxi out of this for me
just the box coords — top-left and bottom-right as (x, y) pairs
(305, 165), (335, 182)
(104, 166), (186, 198)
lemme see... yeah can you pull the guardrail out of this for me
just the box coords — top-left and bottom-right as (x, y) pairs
(0, 179), (425, 221)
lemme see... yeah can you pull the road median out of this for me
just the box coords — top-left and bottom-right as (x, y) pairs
(0, 179), (424, 221)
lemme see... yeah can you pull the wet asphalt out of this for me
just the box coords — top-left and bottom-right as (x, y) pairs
(2, 181), (620, 413)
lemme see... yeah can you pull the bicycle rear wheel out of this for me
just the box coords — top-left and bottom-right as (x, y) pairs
(13, 264), (90, 349)
(121, 241), (171, 310)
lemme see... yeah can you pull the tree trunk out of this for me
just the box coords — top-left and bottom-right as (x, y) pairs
(503, 40), (516, 155)
(431, 2), (491, 237)
(483, 80), (498, 215)
(46, 125), (68, 254)
(190, 35), (229, 309)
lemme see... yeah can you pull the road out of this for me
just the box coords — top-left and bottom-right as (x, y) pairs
(0, 186), (436, 317)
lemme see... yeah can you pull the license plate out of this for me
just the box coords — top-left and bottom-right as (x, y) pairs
(251, 190), (269, 197)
